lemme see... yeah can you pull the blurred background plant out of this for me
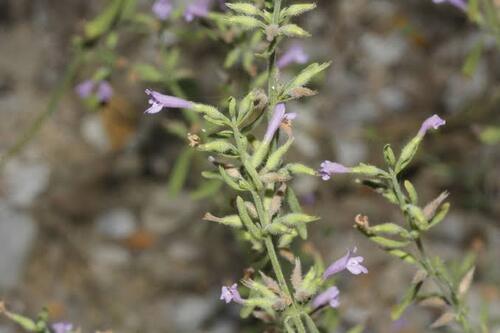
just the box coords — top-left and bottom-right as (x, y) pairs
(0, 0), (499, 332)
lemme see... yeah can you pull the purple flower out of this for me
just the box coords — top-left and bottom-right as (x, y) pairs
(97, 81), (113, 103)
(153, 0), (173, 20)
(184, 0), (212, 22)
(323, 247), (368, 279)
(417, 114), (446, 137)
(277, 44), (309, 69)
(312, 286), (340, 309)
(144, 89), (194, 114)
(220, 283), (244, 304)
(263, 104), (297, 142)
(75, 80), (94, 99)
(318, 161), (351, 181)
(51, 322), (73, 333)
(432, 0), (467, 11)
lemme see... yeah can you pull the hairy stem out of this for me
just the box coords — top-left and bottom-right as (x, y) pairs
(251, 191), (307, 333)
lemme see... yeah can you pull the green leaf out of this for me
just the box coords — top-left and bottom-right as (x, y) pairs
(168, 148), (194, 197)
(370, 223), (412, 239)
(370, 236), (410, 248)
(383, 144), (396, 166)
(391, 277), (424, 320)
(346, 324), (365, 333)
(281, 3), (317, 18)
(190, 179), (223, 200)
(284, 62), (330, 94)
(387, 249), (417, 264)
(395, 136), (422, 174)
(224, 48), (242, 68)
(265, 139), (294, 171)
(462, 40), (483, 76)
(279, 24), (311, 38)
(403, 180), (418, 205)
(286, 188), (307, 239)
(226, 15), (263, 29)
(226, 3), (261, 16)
(277, 213), (319, 226)
(428, 202), (450, 228)
(84, 0), (125, 41)
(134, 63), (163, 82)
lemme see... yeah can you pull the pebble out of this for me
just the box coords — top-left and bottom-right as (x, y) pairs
(95, 208), (137, 240)
(0, 202), (37, 289)
(170, 294), (217, 332)
(81, 114), (110, 153)
(142, 189), (197, 235)
(2, 157), (50, 208)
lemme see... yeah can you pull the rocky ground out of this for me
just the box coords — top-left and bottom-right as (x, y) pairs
(0, 1), (499, 333)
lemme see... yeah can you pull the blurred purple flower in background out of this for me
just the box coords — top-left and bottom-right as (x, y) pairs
(277, 43), (309, 69)
(323, 247), (368, 279)
(75, 80), (113, 103)
(417, 114), (446, 137)
(312, 286), (340, 309)
(184, 0), (212, 22)
(264, 103), (297, 142)
(432, 0), (467, 11)
(51, 322), (73, 333)
(96, 81), (113, 103)
(74, 80), (94, 99)
(144, 89), (194, 114)
(220, 283), (244, 304)
(152, 0), (173, 20)
(318, 161), (350, 181)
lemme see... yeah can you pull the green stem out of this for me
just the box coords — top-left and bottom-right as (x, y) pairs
(0, 47), (84, 168)
(251, 191), (307, 333)
(389, 171), (472, 333)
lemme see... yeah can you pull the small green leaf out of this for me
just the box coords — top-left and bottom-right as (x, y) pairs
(462, 40), (483, 76)
(403, 180), (418, 205)
(226, 3), (261, 16)
(370, 236), (410, 248)
(383, 144), (396, 166)
(168, 148), (194, 197)
(226, 15), (263, 29)
(279, 24), (311, 38)
(391, 277), (424, 320)
(84, 0), (124, 41)
(281, 3), (317, 17)
(395, 136), (422, 174)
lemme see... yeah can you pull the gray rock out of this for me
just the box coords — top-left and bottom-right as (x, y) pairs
(81, 114), (110, 153)
(170, 294), (217, 332)
(361, 33), (407, 67)
(0, 202), (37, 289)
(95, 208), (137, 240)
(142, 189), (198, 235)
(2, 158), (50, 208)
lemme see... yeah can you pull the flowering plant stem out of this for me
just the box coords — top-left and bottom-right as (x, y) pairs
(389, 170), (472, 333)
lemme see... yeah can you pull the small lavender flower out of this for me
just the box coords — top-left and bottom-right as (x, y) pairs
(318, 161), (351, 181)
(51, 322), (73, 333)
(277, 43), (309, 69)
(323, 247), (368, 279)
(417, 114), (446, 137)
(263, 103), (297, 142)
(312, 286), (340, 309)
(220, 283), (244, 304)
(97, 81), (113, 103)
(153, 0), (173, 20)
(184, 0), (212, 22)
(75, 80), (94, 99)
(144, 89), (194, 114)
(432, 0), (467, 11)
